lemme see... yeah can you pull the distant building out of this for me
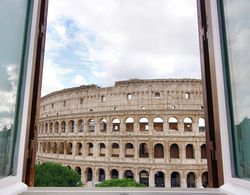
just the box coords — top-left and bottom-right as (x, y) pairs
(0, 126), (11, 175)
(36, 79), (208, 187)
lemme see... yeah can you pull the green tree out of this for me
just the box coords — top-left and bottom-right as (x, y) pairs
(35, 162), (82, 187)
(96, 178), (146, 187)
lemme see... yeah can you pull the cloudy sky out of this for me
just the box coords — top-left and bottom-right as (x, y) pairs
(42, 0), (201, 96)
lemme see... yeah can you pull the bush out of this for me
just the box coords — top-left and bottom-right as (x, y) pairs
(35, 162), (82, 187)
(96, 178), (146, 187)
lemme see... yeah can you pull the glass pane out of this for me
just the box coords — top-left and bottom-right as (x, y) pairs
(0, 0), (30, 177)
(223, 0), (250, 179)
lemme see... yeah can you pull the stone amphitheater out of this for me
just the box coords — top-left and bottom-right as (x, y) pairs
(36, 79), (208, 188)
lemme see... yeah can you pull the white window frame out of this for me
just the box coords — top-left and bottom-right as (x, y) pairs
(0, 1), (40, 194)
(210, 1), (250, 194)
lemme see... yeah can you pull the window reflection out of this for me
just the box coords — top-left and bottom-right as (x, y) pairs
(223, 0), (250, 179)
(0, 0), (30, 177)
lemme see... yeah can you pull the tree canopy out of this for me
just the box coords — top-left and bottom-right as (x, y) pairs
(96, 178), (146, 187)
(35, 162), (82, 187)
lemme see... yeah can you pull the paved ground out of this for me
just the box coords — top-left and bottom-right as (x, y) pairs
(21, 187), (226, 195)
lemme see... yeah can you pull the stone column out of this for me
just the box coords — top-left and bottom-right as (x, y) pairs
(197, 175), (202, 188)
(149, 170), (154, 187)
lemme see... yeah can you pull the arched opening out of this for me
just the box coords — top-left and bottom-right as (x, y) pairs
(76, 142), (82, 155)
(61, 121), (66, 133)
(47, 142), (51, 153)
(100, 119), (107, 132)
(45, 123), (48, 134)
(155, 171), (165, 187)
(170, 144), (179, 159)
(99, 143), (106, 157)
(184, 117), (192, 132)
(88, 119), (95, 132)
(187, 172), (196, 188)
(99, 169), (105, 182)
(125, 117), (134, 131)
(86, 168), (93, 182)
(124, 170), (134, 179)
(111, 143), (119, 157)
(75, 166), (81, 176)
(139, 143), (149, 158)
(78, 119), (84, 132)
(171, 172), (180, 187)
(66, 142), (72, 155)
(201, 144), (206, 159)
(153, 117), (164, 131)
(87, 142), (93, 156)
(68, 120), (74, 132)
(198, 118), (205, 132)
(169, 117), (178, 130)
(42, 124), (44, 134)
(125, 143), (134, 158)
(110, 169), (119, 179)
(112, 118), (120, 131)
(67, 165), (71, 169)
(202, 171), (208, 188)
(139, 170), (149, 186)
(52, 142), (57, 154)
(42, 142), (46, 153)
(54, 121), (59, 133)
(49, 122), (53, 133)
(58, 142), (64, 154)
(139, 117), (149, 131)
(186, 144), (194, 159)
(154, 143), (164, 158)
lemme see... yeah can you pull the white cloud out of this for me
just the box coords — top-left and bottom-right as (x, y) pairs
(41, 59), (73, 96)
(72, 75), (87, 86)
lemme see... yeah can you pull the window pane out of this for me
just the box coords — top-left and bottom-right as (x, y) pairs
(223, 0), (250, 179)
(0, 0), (30, 177)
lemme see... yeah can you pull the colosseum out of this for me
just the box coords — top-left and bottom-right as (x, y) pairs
(37, 79), (208, 188)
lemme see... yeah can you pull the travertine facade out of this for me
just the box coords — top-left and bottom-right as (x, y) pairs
(37, 79), (208, 188)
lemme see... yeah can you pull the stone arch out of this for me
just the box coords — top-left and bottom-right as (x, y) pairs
(68, 120), (74, 132)
(198, 117), (205, 132)
(98, 168), (105, 182)
(139, 143), (149, 158)
(110, 169), (119, 179)
(87, 142), (93, 156)
(171, 172), (180, 187)
(187, 172), (196, 188)
(125, 143), (134, 158)
(139, 117), (149, 131)
(49, 122), (53, 133)
(154, 143), (164, 158)
(61, 121), (66, 133)
(100, 118), (107, 132)
(66, 142), (73, 155)
(76, 142), (82, 155)
(77, 119), (84, 132)
(125, 117), (134, 131)
(52, 142), (57, 154)
(58, 142), (64, 154)
(88, 119), (95, 132)
(153, 117), (164, 131)
(155, 171), (165, 187)
(99, 143), (106, 157)
(169, 117), (178, 130)
(112, 118), (120, 131)
(45, 123), (48, 134)
(54, 121), (59, 133)
(186, 144), (194, 159)
(184, 117), (193, 132)
(201, 144), (206, 159)
(124, 170), (134, 179)
(202, 171), (208, 188)
(86, 167), (93, 182)
(75, 166), (81, 176)
(139, 170), (149, 186)
(170, 144), (179, 159)
(111, 143), (119, 157)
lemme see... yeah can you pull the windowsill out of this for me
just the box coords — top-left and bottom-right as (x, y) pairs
(22, 187), (226, 195)
(0, 176), (27, 195)
(220, 178), (250, 195)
